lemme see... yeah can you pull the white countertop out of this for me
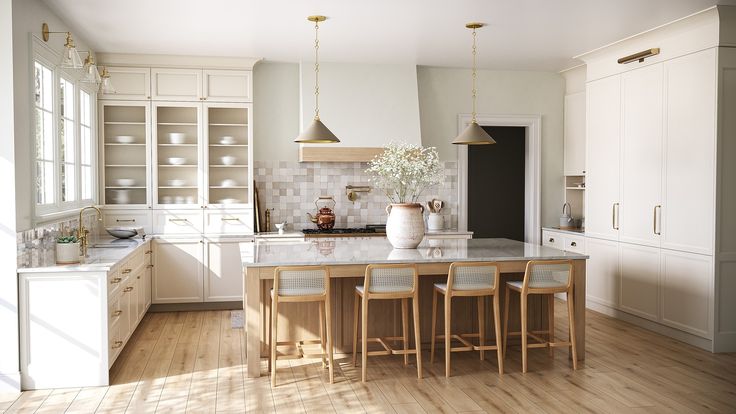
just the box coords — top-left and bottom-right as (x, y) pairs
(242, 237), (588, 268)
(17, 238), (150, 273)
(542, 226), (585, 236)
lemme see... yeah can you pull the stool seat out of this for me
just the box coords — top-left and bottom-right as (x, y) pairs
(506, 280), (567, 290)
(434, 282), (493, 292)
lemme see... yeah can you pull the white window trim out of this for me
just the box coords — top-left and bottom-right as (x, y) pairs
(31, 35), (98, 223)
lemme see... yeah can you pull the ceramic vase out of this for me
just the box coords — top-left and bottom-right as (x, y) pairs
(56, 242), (80, 264)
(427, 212), (444, 231)
(385, 203), (425, 249)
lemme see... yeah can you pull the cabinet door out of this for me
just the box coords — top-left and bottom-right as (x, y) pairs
(152, 239), (204, 303)
(620, 64), (663, 247)
(620, 243), (660, 321)
(203, 70), (252, 102)
(99, 67), (151, 100)
(660, 249), (712, 338)
(151, 68), (202, 101)
(135, 270), (146, 323)
(205, 240), (248, 302)
(563, 92), (586, 175)
(585, 237), (620, 308)
(144, 265), (152, 310)
(661, 49), (717, 255)
(585, 76), (621, 241)
(119, 280), (133, 341)
(542, 230), (565, 251)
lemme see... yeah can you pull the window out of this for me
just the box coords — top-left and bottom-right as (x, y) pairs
(33, 39), (97, 220)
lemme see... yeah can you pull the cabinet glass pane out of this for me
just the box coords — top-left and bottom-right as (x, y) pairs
(157, 106), (199, 206)
(103, 104), (148, 205)
(207, 106), (248, 206)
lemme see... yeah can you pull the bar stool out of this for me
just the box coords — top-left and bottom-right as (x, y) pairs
(430, 262), (503, 377)
(352, 264), (422, 382)
(503, 259), (577, 373)
(269, 266), (333, 387)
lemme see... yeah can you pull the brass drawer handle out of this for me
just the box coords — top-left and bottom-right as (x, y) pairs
(124, 286), (134, 292)
(145, 250), (152, 255)
(146, 264), (154, 269)
(112, 310), (122, 317)
(169, 218), (189, 223)
(137, 275), (141, 280)
(112, 340), (123, 349)
(111, 277), (122, 284)
(222, 217), (241, 222)
(122, 268), (132, 274)
(116, 219), (135, 223)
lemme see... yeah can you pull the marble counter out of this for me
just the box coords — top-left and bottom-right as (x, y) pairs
(542, 226), (585, 236)
(17, 237), (149, 273)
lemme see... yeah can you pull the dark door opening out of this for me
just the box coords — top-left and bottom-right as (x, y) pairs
(468, 126), (526, 241)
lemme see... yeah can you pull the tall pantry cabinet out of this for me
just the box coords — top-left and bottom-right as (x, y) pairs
(97, 55), (257, 305)
(579, 6), (736, 352)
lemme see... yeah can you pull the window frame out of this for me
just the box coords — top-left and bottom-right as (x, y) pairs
(31, 36), (98, 222)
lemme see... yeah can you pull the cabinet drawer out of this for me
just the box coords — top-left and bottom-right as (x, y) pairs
(108, 269), (125, 297)
(204, 210), (253, 234)
(153, 210), (203, 234)
(542, 230), (565, 251)
(108, 293), (124, 327)
(103, 210), (153, 235)
(564, 235), (586, 254)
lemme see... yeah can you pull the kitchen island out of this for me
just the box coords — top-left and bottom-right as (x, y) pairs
(241, 237), (588, 378)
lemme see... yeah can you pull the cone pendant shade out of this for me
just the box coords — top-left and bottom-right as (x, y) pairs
(294, 118), (340, 143)
(452, 121), (495, 145)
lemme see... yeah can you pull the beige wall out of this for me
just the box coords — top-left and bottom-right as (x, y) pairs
(253, 61), (301, 162)
(417, 66), (566, 228)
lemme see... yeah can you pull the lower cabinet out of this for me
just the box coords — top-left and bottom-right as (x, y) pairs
(660, 250), (712, 337)
(620, 243), (660, 321)
(585, 237), (620, 308)
(152, 237), (252, 304)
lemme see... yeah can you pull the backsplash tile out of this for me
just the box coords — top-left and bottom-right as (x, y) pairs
(16, 214), (101, 268)
(254, 161), (458, 232)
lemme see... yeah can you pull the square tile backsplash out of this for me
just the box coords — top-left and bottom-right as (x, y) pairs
(17, 214), (101, 268)
(254, 161), (458, 231)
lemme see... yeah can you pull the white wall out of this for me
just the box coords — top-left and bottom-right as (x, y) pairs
(562, 65), (586, 94)
(1, 0), (19, 393)
(12, 0), (94, 231)
(417, 66), (566, 228)
(299, 62), (422, 148)
(253, 61), (300, 162)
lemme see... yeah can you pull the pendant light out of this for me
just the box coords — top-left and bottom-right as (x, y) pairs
(295, 15), (340, 144)
(452, 23), (495, 145)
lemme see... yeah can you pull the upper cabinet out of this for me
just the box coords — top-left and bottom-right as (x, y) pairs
(99, 67), (151, 100)
(563, 91), (586, 176)
(152, 68), (251, 102)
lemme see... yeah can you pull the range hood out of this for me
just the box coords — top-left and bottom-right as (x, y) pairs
(299, 62), (422, 162)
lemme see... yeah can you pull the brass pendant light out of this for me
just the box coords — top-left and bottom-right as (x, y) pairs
(295, 15), (340, 144)
(452, 22), (495, 145)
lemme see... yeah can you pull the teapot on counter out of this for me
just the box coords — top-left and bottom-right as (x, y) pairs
(306, 196), (336, 230)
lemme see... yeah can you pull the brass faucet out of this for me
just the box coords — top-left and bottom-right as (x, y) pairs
(77, 206), (102, 257)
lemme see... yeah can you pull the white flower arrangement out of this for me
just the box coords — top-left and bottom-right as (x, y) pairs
(366, 142), (444, 204)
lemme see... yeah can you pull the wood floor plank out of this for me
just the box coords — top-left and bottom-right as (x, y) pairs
(155, 312), (204, 413)
(185, 310), (222, 413)
(4, 389), (52, 413)
(215, 310), (246, 413)
(0, 392), (21, 412)
(33, 387), (80, 413)
(392, 402), (426, 414)
(289, 359), (335, 413)
(64, 387), (108, 414)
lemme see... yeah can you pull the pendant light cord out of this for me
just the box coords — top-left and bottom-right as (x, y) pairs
(314, 20), (321, 121)
(471, 27), (477, 123)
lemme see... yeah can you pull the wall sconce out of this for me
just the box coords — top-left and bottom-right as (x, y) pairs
(42, 22), (83, 69)
(99, 66), (116, 94)
(78, 52), (102, 83)
(346, 185), (371, 203)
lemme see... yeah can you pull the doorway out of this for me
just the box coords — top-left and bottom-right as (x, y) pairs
(467, 126), (526, 240)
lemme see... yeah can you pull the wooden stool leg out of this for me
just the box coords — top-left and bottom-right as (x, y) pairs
(352, 292), (359, 367)
(319, 301), (326, 368)
(503, 285), (510, 359)
(492, 292), (504, 375)
(325, 296), (334, 384)
(430, 288), (438, 363)
(271, 297), (279, 388)
(268, 295), (272, 373)
(548, 294), (555, 358)
(567, 290), (578, 370)
(521, 293), (528, 374)
(412, 293), (422, 379)
(361, 296), (369, 382)
(444, 294), (452, 377)
(402, 298), (409, 366)
(478, 296), (485, 361)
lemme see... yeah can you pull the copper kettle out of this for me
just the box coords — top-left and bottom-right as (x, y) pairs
(306, 196), (336, 230)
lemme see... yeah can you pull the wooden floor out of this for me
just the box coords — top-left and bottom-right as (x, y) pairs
(2, 304), (736, 413)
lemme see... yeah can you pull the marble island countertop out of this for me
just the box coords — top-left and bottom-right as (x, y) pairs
(242, 237), (588, 268)
(17, 237), (150, 273)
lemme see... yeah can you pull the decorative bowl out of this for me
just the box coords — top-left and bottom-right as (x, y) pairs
(167, 157), (186, 165)
(220, 136), (235, 145)
(115, 135), (135, 144)
(220, 156), (236, 165)
(105, 227), (138, 239)
(218, 198), (239, 204)
(169, 132), (186, 144)
(221, 179), (237, 187)
(115, 178), (136, 187)
(167, 179), (186, 187)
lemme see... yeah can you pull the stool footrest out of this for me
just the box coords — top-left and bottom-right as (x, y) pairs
(434, 333), (501, 353)
(359, 336), (419, 356)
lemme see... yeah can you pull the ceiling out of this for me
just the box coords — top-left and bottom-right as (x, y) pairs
(43, 0), (736, 71)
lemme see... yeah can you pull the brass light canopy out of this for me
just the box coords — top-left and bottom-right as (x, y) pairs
(295, 15), (340, 144)
(452, 22), (495, 145)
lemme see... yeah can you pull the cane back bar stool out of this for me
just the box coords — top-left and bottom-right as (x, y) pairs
(352, 264), (422, 382)
(503, 259), (578, 373)
(430, 262), (504, 376)
(269, 266), (333, 387)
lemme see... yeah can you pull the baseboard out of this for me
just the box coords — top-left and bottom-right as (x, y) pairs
(149, 301), (243, 312)
(0, 371), (21, 392)
(586, 301), (713, 352)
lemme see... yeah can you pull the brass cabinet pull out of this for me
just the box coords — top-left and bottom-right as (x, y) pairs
(116, 219), (135, 223)
(146, 264), (154, 269)
(122, 268), (132, 274)
(222, 217), (241, 222)
(654, 205), (662, 235)
(111, 277), (122, 284)
(145, 250), (152, 255)
(112, 310), (122, 317)
(571, 241), (577, 247)
(112, 340), (123, 349)
(124, 286), (134, 292)
(613, 203), (620, 230)
(169, 218), (189, 223)
(137, 275), (141, 280)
